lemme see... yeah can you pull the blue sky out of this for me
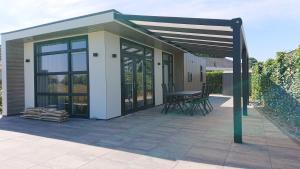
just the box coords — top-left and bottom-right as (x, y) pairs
(0, 0), (299, 61)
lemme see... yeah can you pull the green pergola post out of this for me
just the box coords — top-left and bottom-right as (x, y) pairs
(231, 18), (243, 144)
(242, 48), (248, 116)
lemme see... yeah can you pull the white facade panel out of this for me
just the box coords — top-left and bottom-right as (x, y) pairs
(88, 31), (107, 119)
(154, 48), (163, 105)
(24, 42), (35, 108)
(104, 32), (121, 119)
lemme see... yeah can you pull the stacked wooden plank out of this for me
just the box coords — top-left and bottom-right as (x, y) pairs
(21, 107), (69, 122)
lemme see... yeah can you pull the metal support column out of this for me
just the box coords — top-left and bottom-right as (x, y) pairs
(231, 18), (243, 143)
(242, 48), (248, 116)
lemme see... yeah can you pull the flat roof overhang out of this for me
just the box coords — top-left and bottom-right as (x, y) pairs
(1, 10), (184, 55)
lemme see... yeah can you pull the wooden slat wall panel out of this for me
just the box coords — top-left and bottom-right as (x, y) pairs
(6, 40), (25, 115)
(173, 52), (184, 91)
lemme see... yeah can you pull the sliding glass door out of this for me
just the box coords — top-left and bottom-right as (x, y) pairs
(35, 36), (89, 118)
(121, 39), (154, 115)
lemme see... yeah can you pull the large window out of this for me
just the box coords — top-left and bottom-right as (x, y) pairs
(121, 39), (154, 114)
(35, 36), (89, 118)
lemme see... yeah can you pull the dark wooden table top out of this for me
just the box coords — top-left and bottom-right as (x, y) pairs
(167, 90), (202, 97)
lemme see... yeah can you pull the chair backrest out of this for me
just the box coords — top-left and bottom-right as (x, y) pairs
(201, 83), (206, 97)
(205, 84), (210, 97)
(162, 83), (169, 103)
(162, 83), (168, 94)
(168, 83), (176, 93)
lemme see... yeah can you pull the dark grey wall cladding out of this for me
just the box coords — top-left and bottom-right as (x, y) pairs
(6, 40), (25, 115)
(174, 53), (184, 91)
(223, 73), (233, 96)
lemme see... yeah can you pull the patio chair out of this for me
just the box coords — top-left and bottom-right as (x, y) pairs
(205, 84), (214, 111)
(161, 83), (172, 114)
(168, 83), (176, 93)
(185, 84), (208, 116)
(161, 83), (185, 114)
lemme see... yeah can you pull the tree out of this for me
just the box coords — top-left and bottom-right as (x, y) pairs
(249, 57), (258, 68)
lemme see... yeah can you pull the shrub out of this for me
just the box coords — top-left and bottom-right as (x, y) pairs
(251, 46), (300, 128)
(206, 70), (223, 93)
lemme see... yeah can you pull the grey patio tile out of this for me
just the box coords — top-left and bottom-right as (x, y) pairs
(147, 142), (191, 160)
(243, 136), (267, 145)
(0, 159), (36, 169)
(101, 149), (141, 163)
(268, 146), (300, 160)
(230, 143), (269, 156)
(270, 157), (300, 169)
(266, 137), (300, 149)
(183, 146), (229, 165)
(129, 156), (177, 169)
(193, 140), (232, 151)
(174, 161), (223, 169)
(28, 166), (52, 169)
(120, 138), (160, 151)
(78, 157), (130, 169)
(225, 151), (271, 169)
(43, 153), (94, 169)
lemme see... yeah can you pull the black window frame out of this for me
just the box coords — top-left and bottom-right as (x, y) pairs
(34, 35), (90, 118)
(120, 38), (155, 115)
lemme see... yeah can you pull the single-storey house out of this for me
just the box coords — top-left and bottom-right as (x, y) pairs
(1, 9), (207, 119)
(1, 9), (250, 143)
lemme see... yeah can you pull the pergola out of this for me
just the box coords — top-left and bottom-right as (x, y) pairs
(114, 12), (250, 143)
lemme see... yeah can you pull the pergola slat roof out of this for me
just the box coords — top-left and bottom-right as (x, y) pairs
(114, 13), (245, 58)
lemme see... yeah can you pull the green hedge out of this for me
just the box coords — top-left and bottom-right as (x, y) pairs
(251, 46), (300, 128)
(206, 70), (223, 93)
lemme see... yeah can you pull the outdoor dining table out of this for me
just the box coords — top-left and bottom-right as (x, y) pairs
(163, 90), (202, 114)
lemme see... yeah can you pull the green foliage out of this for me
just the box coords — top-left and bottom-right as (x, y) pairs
(249, 57), (258, 68)
(251, 46), (300, 128)
(206, 71), (223, 93)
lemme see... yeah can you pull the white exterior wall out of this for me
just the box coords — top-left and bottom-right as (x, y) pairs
(184, 53), (206, 91)
(88, 31), (107, 119)
(154, 48), (163, 105)
(104, 32), (121, 119)
(23, 32), (109, 119)
(20, 31), (189, 119)
(24, 42), (35, 108)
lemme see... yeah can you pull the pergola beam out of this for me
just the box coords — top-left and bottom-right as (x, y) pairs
(143, 25), (233, 36)
(164, 37), (233, 48)
(120, 14), (233, 27)
(190, 50), (232, 57)
(154, 32), (233, 43)
(178, 43), (232, 52)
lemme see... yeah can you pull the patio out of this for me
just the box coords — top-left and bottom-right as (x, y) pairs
(0, 95), (299, 169)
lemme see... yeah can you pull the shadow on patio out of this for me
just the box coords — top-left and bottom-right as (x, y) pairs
(0, 95), (300, 169)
